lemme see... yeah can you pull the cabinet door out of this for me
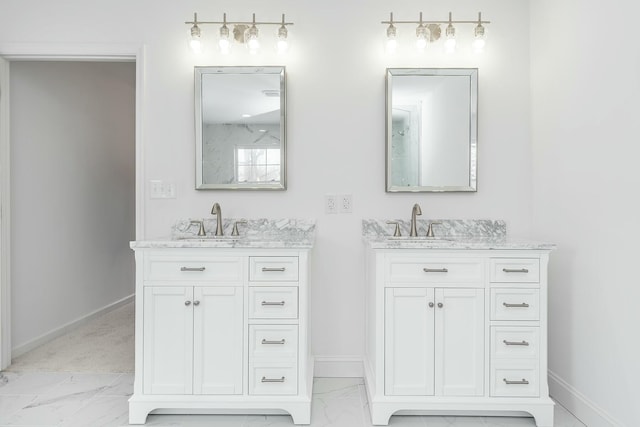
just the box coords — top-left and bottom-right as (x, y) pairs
(434, 288), (484, 396)
(193, 286), (244, 395)
(143, 286), (194, 394)
(384, 287), (435, 396)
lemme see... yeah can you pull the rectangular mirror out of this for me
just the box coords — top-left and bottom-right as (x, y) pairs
(386, 68), (478, 192)
(195, 66), (286, 190)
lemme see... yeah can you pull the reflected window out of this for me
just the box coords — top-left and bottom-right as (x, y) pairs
(236, 146), (281, 183)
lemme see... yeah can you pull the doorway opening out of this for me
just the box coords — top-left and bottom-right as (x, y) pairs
(0, 45), (144, 371)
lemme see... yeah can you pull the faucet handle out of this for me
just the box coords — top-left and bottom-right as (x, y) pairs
(189, 220), (206, 237)
(231, 220), (248, 237)
(426, 221), (442, 238)
(386, 221), (402, 237)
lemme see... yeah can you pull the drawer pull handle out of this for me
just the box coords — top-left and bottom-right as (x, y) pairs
(261, 376), (285, 383)
(502, 268), (529, 273)
(262, 339), (286, 345)
(503, 302), (530, 308)
(262, 301), (286, 306)
(503, 339), (530, 346)
(503, 378), (529, 385)
(181, 267), (206, 272)
(423, 268), (449, 273)
(262, 267), (286, 272)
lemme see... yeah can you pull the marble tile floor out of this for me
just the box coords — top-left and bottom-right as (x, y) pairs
(0, 374), (586, 427)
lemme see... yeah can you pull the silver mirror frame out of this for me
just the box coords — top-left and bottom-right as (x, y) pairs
(195, 66), (287, 190)
(385, 68), (478, 193)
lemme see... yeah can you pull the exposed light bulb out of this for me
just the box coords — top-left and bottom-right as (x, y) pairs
(190, 23), (202, 54)
(247, 24), (260, 54)
(219, 23), (230, 54)
(276, 24), (289, 54)
(386, 22), (397, 54)
(416, 24), (429, 50)
(444, 23), (456, 53)
(472, 23), (486, 53)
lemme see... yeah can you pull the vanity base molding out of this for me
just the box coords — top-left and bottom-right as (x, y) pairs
(128, 361), (313, 424)
(364, 248), (554, 427)
(364, 361), (553, 426)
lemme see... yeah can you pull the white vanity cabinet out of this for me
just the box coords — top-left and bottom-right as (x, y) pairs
(142, 285), (244, 395)
(129, 247), (313, 425)
(364, 248), (554, 427)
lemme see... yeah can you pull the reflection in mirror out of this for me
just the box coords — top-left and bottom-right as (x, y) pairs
(195, 66), (286, 190)
(386, 68), (477, 192)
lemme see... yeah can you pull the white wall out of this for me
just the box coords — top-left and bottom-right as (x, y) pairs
(530, 1), (640, 426)
(10, 62), (136, 351)
(0, 0), (533, 365)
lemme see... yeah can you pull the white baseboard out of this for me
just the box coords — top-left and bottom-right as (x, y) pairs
(11, 294), (134, 358)
(548, 370), (625, 427)
(314, 356), (363, 378)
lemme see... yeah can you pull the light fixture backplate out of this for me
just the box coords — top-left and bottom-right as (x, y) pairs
(426, 24), (441, 42)
(233, 24), (249, 43)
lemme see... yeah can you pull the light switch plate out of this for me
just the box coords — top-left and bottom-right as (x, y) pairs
(150, 180), (176, 199)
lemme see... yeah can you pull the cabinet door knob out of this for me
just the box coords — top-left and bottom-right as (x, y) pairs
(428, 302), (434, 308)
(437, 302), (443, 308)
(193, 300), (200, 306)
(184, 301), (191, 306)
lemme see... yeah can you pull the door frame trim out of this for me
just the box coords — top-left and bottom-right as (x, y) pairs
(0, 42), (145, 369)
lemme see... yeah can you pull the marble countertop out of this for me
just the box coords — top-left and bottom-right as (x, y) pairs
(131, 218), (316, 249)
(362, 219), (556, 251)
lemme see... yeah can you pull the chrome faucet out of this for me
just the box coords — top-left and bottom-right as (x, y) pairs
(410, 203), (422, 237)
(210, 202), (224, 236)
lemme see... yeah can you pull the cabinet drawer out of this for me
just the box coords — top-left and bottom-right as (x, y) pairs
(250, 257), (299, 282)
(385, 257), (483, 284)
(144, 254), (243, 283)
(490, 362), (539, 397)
(491, 289), (540, 321)
(249, 364), (298, 395)
(249, 287), (298, 319)
(491, 326), (539, 359)
(490, 258), (540, 283)
(249, 325), (298, 360)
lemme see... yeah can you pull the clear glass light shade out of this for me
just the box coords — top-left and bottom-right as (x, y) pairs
(415, 24), (429, 50)
(444, 24), (456, 53)
(472, 24), (486, 52)
(276, 25), (289, 54)
(247, 25), (260, 54)
(219, 24), (231, 54)
(386, 24), (397, 54)
(190, 24), (202, 54)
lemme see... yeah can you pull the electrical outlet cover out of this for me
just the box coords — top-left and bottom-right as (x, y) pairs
(339, 194), (352, 213)
(325, 194), (338, 214)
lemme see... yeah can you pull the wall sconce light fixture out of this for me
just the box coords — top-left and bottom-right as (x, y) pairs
(186, 13), (294, 55)
(381, 12), (490, 54)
